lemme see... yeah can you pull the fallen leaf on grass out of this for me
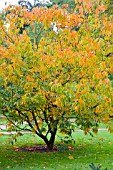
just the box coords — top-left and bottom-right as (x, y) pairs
(6, 166), (11, 169)
(108, 142), (112, 145)
(68, 146), (74, 151)
(98, 137), (103, 141)
(68, 155), (74, 159)
(13, 145), (18, 149)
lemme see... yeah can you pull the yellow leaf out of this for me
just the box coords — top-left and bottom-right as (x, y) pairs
(98, 137), (103, 141)
(68, 155), (74, 159)
(13, 145), (18, 149)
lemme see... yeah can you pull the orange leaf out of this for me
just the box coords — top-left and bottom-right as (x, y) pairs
(68, 155), (74, 159)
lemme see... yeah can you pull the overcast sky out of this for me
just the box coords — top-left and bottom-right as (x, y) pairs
(0, 0), (52, 11)
(0, 0), (19, 11)
(0, 0), (38, 11)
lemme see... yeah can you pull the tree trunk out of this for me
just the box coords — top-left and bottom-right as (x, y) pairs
(46, 141), (54, 151)
(43, 129), (57, 151)
(47, 133), (56, 150)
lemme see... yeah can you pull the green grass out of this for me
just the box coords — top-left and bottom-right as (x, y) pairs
(99, 123), (108, 129)
(0, 130), (113, 170)
(0, 117), (7, 125)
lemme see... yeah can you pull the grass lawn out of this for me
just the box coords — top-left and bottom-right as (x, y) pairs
(0, 130), (113, 170)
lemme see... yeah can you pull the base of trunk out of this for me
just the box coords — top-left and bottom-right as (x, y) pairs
(14, 145), (58, 153)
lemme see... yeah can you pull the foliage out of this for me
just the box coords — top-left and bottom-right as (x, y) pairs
(18, 0), (112, 13)
(103, 0), (113, 14)
(50, 0), (75, 10)
(0, 0), (113, 150)
(18, 0), (75, 10)
(89, 163), (107, 170)
(18, 0), (53, 11)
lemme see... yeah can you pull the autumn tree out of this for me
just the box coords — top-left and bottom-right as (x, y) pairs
(0, 1), (113, 150)
(18, 0), (53, 11)
(18, 0), (113, 14)
(18, 0), (75, 10)
(105, 0), (113, 14)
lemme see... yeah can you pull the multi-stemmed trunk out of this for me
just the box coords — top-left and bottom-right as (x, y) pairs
(34, 125), (58, 151)
(44, 130), (57, 150)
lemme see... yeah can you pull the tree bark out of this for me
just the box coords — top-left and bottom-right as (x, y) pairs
(43, 128), (57, 150)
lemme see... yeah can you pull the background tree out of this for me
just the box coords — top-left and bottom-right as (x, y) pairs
(0, 1), (113, 150)
(18, 0), (53, 11)
(18, 0), (75, 11)
(51, 0), (75, 10)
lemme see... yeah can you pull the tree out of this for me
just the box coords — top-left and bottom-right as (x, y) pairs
(50, 0), (75, 10)
(18, 0), (113, 15)
(18, 0), (75, 10)
(106, 0), (113, 14)
(0, 0), (113, 150)
(18, 0), (53, 11)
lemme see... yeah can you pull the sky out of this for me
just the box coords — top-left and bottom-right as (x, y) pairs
(0, 0), (19, 11)
(0, 0), (52, 11)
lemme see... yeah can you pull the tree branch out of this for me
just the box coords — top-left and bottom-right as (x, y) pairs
(1, 26), (15, 44)
(31, 111), (41, 133)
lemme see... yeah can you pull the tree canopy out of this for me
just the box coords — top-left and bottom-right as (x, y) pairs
(0, 0), (113, 150)
(18, 0), (113, 14)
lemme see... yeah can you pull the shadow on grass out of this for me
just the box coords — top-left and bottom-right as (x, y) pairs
(0, 131), (113, 170)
